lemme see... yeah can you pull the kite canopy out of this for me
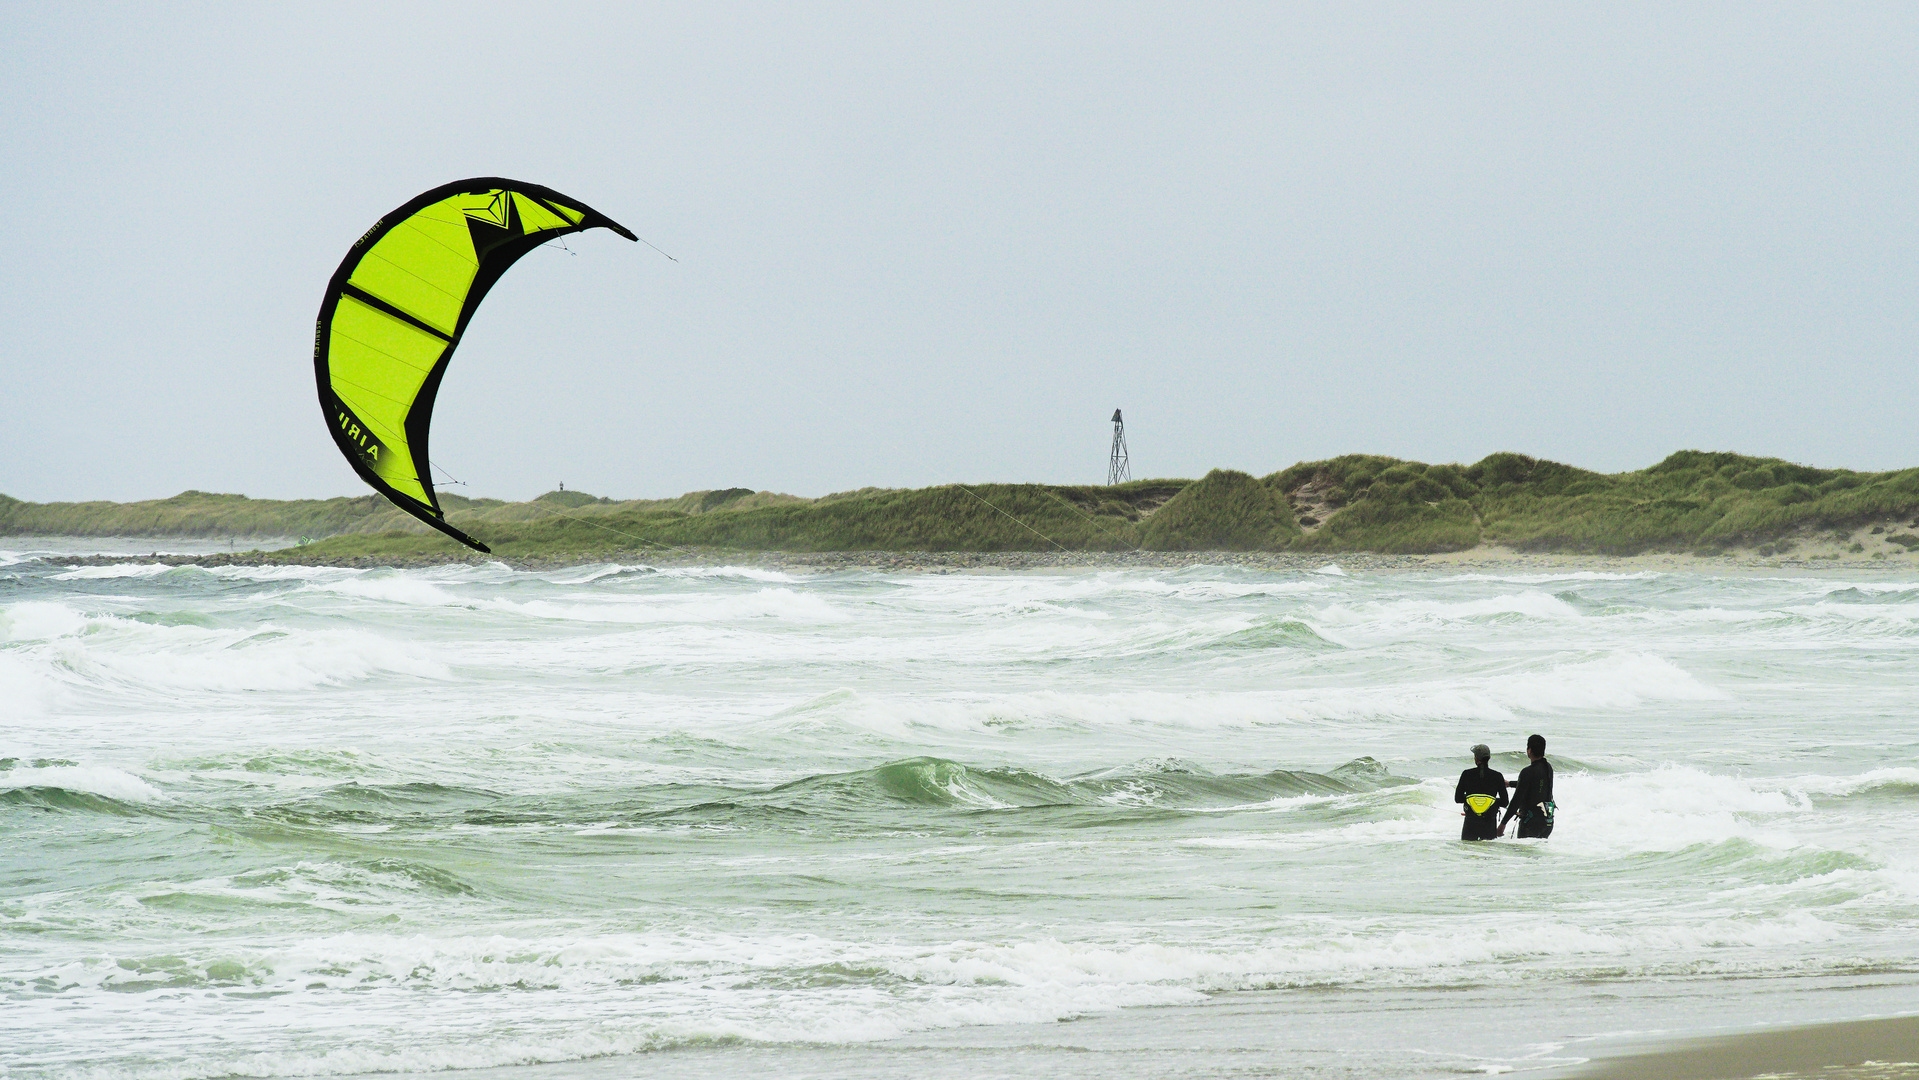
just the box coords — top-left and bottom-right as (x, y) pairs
(314, 178), (637, 553)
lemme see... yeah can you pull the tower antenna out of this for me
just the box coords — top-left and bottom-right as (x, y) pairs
(1108, 409), (1131, 486)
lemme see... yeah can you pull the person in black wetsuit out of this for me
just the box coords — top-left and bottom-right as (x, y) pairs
(1454, 743), (1508, 841)
(1501, 733), (1555, 839)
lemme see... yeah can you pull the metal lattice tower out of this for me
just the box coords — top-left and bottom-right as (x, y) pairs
(1107, 409), (1131, 486)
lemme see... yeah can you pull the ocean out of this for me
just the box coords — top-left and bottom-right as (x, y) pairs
(4, 542), (1917, 1079)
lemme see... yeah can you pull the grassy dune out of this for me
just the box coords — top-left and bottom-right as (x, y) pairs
(9, 450), (1919, 558)
(1269, 450), (1919, 555)
(0, 488), (807, 540)
(251, 480), (1189, 560)
(1139, 470), (1301, 551)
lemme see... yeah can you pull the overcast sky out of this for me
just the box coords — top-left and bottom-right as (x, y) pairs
(4, 3), (1917, 503)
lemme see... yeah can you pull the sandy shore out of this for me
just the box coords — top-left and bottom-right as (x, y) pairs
(24, 544), (1919, 575)
(1574, 1014), (1919, 1079)
(385, 989), (1919, 1080)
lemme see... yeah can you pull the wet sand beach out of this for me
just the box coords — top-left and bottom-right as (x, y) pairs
(1574, 1014), (1919, 1080)
(395, 989), (1919, 1080)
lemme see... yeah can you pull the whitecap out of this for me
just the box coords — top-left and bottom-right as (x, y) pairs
(0, 762), (164, 802)
(48, 562), (180, 580)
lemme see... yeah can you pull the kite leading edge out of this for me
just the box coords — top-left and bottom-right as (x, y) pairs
(313, 178), (638, 553)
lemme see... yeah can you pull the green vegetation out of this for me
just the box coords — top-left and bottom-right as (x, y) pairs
(1270, 456), (1482, 554)
(1137, 470), (1300, 551)
(0, 490), (430, 539)
(11, 449), (1919, 558)
(305, 480), (1187, 559)
(1463, 451), (1919, 554)
(0, 487), (803, 540)
(602, 481), (1182, 553)
(1263, 450), (1919, 556)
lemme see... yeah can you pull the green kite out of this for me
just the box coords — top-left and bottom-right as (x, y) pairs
(314, 178), (636, 553)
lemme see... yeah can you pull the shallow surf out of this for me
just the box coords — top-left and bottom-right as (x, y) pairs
(4, 553), (1917, 1078)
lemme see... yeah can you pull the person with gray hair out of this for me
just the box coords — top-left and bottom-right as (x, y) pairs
(1453, 743), (1509, 841)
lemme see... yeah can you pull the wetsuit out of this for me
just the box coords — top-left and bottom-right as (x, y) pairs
(1503, 758), (1554, 839)
(1454, 765), (1508, 841)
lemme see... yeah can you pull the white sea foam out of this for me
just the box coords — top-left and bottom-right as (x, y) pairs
(2, 903), (1859, 1080)
(496, 587), (849, 625)
(536, 562), (645, 584)
(893, 571), (1334, 613)
(314, 573), (469, 606)
(2, 599), (95, 641)
(307, 572), (849, 625)
(1764, 766), (1919, 797)
(0, 650), (64, 720)
(48, 562), (181, 580)
(1431, 570), (1662, 583)
(1476, 651), (1727, 711)
(1548, 767), (1813, 856)
(1, 604), (451, 694)
(657, 564), (804, 583)
(203, 563), (359, 583)
(765, 650), (1723, 739)
(1107, 577), (1330, 602)
(0, 763), (164, 802)
(28, 916), (1852, 1003)
(1315, 589), (1585, 632)
(7, 562), (1919, 1079)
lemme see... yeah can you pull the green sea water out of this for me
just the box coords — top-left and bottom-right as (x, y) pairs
(3, 543), (1916, 1078)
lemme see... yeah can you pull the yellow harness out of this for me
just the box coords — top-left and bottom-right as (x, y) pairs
(1465, 794), (1499, 815)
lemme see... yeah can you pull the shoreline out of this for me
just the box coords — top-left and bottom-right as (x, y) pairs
(411, 991), (1919, 1080)
(15, 543), (1919, 575)
(1572, 1013), (1919, 1079)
